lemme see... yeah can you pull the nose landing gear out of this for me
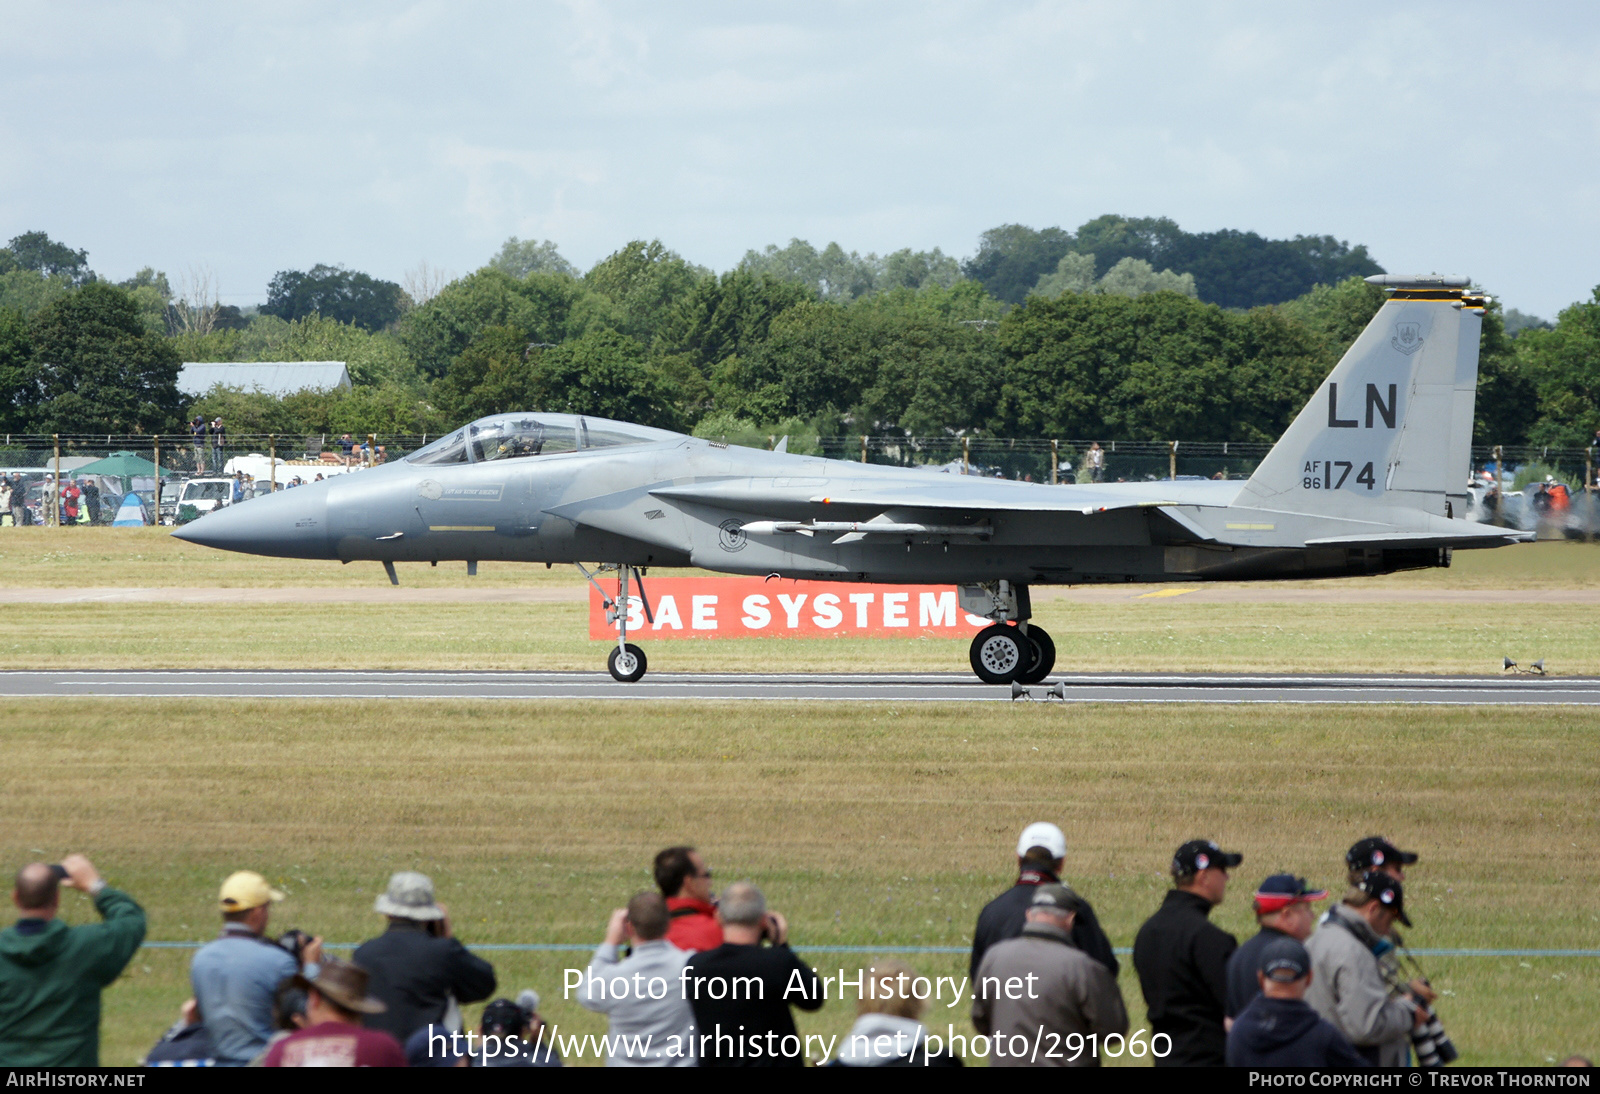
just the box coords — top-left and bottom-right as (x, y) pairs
(577, 562), (653, 682)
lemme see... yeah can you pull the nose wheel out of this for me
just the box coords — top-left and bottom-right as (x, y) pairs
(608, 644), (647, 683)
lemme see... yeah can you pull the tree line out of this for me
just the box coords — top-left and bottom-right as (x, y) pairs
(0, 225), (1593, 450)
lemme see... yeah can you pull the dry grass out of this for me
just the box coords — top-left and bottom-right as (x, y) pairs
(3, 700), (1594, 1066)
(6, 529), (1599, 673)
(6, 598), (1598, 674)
(1, 526), (1597, 590)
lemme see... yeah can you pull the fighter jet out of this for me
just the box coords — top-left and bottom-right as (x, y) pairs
(175, 275), (1528, 683)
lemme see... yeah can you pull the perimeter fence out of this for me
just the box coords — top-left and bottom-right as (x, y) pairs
(1, 430), (1596, 535)
(3, 431), (1596, 484)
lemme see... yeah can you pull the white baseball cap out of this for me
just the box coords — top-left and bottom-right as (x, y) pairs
(1016, 822), (1067, 860)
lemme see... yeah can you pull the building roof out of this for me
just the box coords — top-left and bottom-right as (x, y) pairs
(178, 361), (352, 398)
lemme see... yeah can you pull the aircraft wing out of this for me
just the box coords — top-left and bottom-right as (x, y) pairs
(648, 477), (1191, 516)
(545, 476), (1197, 553)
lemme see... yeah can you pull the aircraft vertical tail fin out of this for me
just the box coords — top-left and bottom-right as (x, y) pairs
(1237, 275), (1488, 519)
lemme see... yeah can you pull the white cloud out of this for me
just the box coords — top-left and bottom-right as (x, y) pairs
(0, 2), (1596, 315)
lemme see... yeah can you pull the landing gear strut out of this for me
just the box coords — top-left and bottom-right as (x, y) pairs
(578, 562), (653, 682)
(962, 581), (1054, 686)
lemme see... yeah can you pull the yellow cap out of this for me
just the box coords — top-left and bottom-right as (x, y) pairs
(219, 870), (286, 912)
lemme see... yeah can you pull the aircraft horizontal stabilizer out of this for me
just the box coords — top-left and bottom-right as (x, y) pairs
(1305, 527), (1534, 549)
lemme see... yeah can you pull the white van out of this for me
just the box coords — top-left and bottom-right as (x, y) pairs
(161, 477), (237, 525)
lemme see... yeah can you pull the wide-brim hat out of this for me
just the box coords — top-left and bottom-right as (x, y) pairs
(374, 870), (445, 921)
(293, 958), (387, 1015)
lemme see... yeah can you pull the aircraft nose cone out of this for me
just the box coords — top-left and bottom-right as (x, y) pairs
(171, 485), (333, 559)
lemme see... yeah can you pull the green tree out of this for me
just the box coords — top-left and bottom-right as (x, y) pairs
(584, 240), (707, 344)
(1226, 307), (1328, 443)
(320, 384), (453, 436)
(0, 307), (33, 432)
(0, 270), (73, 317)
(1095, 258), (1197, 299)
(400, 269), (594, 379)
(174, 314), (425, 389)
(1033, 254), (1197, 300)
(877, 247), (963, 292)
(530, 329), (682, 429)
(1071, 215), (1185, 278)
(854, 311), (1004, 436)
(996, 291), (1309, 442)
(1, 231), (96, 286)
(1030, 252), (1097, 299)
(650, 269), (812, 424)
(118, 267), (173, 337)
(262, 264), (406, 332)
(1474, 306), (1539, 446)
(21, 282), (184, 433)
(1165, 230), (1382, 309)
(486, 237), (578, 279)
(852, 279), (1004, 325)
(1276, 276), (1386, 352)
(972, 216), (1383, 309)
(432, 326), (543, 421)
(1502, 308), (1550, 338)
(187, 385), (310, 435)
(1515, 287), (1600, 444)
(962, 224), (1077, 305)
(738, 239), (880, 302)
(713, 300), (876, 423)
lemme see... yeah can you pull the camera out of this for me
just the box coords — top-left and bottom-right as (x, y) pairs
(278, 928), (314, 964)
(1409, 999), (1459, 1067)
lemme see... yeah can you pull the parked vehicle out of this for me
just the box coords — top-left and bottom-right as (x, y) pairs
(160, 477), (238, 525)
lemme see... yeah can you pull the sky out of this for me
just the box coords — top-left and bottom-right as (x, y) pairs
(3, 1), (1597, 318)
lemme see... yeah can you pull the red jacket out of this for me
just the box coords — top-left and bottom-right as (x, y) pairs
(665, 897), (722, 952)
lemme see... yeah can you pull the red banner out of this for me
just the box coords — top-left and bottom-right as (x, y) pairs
(587, 577), (990, 639)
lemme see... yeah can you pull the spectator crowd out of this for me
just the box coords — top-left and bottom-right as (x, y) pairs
(0, 832), (1590, 1069)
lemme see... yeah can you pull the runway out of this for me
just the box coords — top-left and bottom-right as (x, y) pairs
(6, 670), (1600, 704)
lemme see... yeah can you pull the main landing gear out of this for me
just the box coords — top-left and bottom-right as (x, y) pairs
(964, 581), (1055, 686)
(577, 562), (652, 682)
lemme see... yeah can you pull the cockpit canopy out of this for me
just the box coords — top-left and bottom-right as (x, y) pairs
(406, 413), (680, 466)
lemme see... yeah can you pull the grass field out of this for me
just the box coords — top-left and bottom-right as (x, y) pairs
(3, 700), (1595, 1067)
(9, 599), (1600, 675)
(4, 529), (1600, 674)
(3, 530), (1597, 1066)
(4, 526), (1599, 590)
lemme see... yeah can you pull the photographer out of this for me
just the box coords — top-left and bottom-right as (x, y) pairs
(1304, 872), (1434, 1066)
(1, 854), (146, 1066)
(352, 871), (496, 1044)
(681, 881), (824, 1066)
(577, 892), (696, 1066)
(191, 870), (323, 1066)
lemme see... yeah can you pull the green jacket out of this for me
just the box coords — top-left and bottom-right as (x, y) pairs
(0, 887), (147, 1066)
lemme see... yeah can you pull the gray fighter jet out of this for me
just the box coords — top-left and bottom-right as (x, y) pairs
(175, 275), (1528, 683)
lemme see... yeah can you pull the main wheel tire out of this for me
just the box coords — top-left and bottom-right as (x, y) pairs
(970, 624), (1029, 685)
(1018, 625), (1056, 684)
(607, 643), (648, 683)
